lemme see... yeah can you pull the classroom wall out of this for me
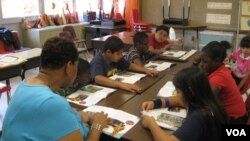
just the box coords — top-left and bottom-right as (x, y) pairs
(140, 0), (241, 49)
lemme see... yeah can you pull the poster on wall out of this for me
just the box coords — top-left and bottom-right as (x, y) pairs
(240, 16), (250, 31)
(242, 1), (250, 16)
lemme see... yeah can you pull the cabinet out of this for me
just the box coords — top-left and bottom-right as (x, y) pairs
(23, 22), (88, 48)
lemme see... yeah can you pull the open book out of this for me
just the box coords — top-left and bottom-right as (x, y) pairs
(109, 71), (146, 84)
(66, 84), (116, 107)
(160, 49), (197, 62)
(142, 107), (187, 131)
(0, 55), (26, 68)
(83, 105), (140, 139)
(144, 60), (173, 71)
(157, 81), (176, 97)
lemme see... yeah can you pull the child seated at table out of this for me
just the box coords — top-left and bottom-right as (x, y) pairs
(229, 35), (250, 90)
(149, 25), (181, 54)
(196, 41), (247, 124)
(124, 32), (154, 66)
(90, 36), (158, 93)
(59, 58), (92, 97)
(141, 66), (228, 141)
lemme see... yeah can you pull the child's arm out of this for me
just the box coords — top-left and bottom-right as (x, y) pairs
(238, 71), (250, 90)
(95, 75), (142, 93)
(142, 95), (185, 111)
(128, 63), (158, 77)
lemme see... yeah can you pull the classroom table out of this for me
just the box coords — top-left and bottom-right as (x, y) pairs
(84, 25), (127, 39)
(72, 51), (198, 140)
(13, 48), (42, 79)
(162, 23), (207, 49)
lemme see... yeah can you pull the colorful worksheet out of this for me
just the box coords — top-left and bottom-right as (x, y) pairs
(145, 60), (172, 71)
(109, 71), (146, 84)
(142, 107), (187, 131)
(83, 105), (140, 139)
(67, 84), (116, 106)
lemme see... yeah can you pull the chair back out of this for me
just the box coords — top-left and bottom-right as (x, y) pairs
(132, 9), (140, 23)
(63, 26), (77, 39)
(59, 31), (74, 41)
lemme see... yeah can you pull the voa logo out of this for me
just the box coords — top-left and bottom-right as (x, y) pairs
(226, 129), (246, 136)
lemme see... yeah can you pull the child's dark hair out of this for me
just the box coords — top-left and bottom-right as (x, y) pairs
(77, 58), (90, 76)
(173, 66), (227, 124)
(202, 41), (230, 62)
(103, 36), (124, 53)
(240, 35), (250, 48)
(133, 32), (148, 46)
(155, 25), (169, 34)
(41, 37), (78, 69)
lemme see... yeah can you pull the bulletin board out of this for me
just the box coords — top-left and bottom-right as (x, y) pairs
(240, 0), (250, 31)
(162, 0), (239, 31)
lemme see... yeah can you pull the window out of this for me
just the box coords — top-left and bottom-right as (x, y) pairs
(1, 0), (39, 18)
(75, 0), (99, 21)
(44, 0), (73, 15)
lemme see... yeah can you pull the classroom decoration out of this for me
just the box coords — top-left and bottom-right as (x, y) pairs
(240, 0), (250, 31)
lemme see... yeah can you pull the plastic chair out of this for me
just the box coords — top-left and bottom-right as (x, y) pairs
(0, 83), (11, 104)
(62, 26), (90, 56)
(131, 9), (152, 32)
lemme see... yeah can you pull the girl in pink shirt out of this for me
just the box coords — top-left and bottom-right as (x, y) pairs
(230, 35), (250, 90)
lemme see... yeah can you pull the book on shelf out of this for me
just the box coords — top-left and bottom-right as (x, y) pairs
(109, 71), (146, 84)
(66, 84), (116, 107)
(83, 105), (140, 139)
(157, 81), (176, 97)
(144, 60), (173, 71)
(142, 107), (187, 131)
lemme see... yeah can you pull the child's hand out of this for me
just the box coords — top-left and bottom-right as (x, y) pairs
(141, 115), (157, 129)
(145, 68), (158, 77)
(118, 82), (142, 93)
(142, 101), (154, 111)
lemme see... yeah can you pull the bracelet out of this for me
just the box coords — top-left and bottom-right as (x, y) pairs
(153, 98), (162, 109)
(165, 97), (170, 107)
(91, 123), (103, 132)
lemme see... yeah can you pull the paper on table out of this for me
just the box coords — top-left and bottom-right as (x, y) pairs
(0, 55), (26, 68)
(145, 60), (172, 71)
(110, 71), (146, 84)
(83, 105), (140, 139)
(142, 107), (187, 131)
(66, 84), (116, 106)
(162, 50), (186, 58)
(157, 81), (176, 97)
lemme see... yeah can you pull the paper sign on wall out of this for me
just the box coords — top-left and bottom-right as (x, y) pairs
(242, 1), (250, 16)
(206, 13), (231, 25)
(207, 2), (232, 10)
(240, 17), (250, 31)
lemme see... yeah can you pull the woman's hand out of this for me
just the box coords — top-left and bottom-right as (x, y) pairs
(92, 112), (110, 129)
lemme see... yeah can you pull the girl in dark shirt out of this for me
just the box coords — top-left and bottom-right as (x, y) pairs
(142, 66), (227, 141)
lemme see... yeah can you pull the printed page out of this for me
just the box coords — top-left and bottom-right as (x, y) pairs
(83, 105), (140, 139)
(144, 60), (172, 71)
(109, 71), (146, 84)
(67, 84), (116, 106)
(162, 50), (186, 58)
(142, 108), (187, 131)
(157, 81), (176, 97)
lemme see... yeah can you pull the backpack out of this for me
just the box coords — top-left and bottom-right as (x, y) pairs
(0, 28), (21, 51)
